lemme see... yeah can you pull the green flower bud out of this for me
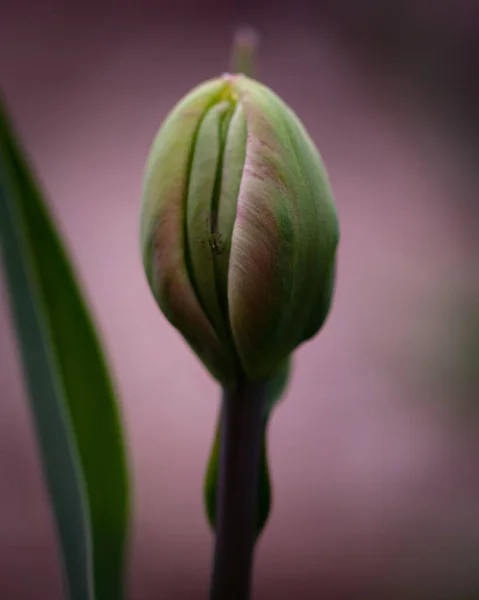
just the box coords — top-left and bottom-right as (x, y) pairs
(141, 74), (339, 386)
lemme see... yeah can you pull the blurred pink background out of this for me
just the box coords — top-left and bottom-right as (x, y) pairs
(1, 1), (478, 598)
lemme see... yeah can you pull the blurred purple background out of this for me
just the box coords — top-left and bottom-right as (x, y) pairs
(1, 1), (478, 598)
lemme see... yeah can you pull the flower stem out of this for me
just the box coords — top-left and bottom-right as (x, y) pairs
(210, 381), (268, 600)
(230, 26), (260, 78)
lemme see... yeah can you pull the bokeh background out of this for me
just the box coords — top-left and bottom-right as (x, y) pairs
(1, 1), (478, 598)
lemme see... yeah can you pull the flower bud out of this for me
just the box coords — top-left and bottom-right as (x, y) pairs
(141, 74), (339, 385)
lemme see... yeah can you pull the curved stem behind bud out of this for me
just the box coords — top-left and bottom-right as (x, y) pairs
(210, 381), (268, 600)
(230, 26), (260, 78)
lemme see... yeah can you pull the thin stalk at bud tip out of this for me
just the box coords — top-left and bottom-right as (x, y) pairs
(210, 381), (268, 600)
(230, 25), (260, 78)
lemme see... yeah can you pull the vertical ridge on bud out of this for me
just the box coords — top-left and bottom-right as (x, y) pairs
(226, 76), (339, 380)
(185, 100), (234, 355)
(256, 82), (339, 347)
(141, 78), (238, 384)
(214, 102), (248, 366)
(227, 79), (299, 378)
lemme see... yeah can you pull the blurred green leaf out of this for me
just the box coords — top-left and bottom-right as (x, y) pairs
(204, 358), (291, 538)
(0, 96), (129, 600)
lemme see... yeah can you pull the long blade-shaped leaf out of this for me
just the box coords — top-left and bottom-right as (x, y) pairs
(0, 96), (129, 600)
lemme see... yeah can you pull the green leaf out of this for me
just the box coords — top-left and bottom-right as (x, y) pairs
(204, 358), (291, 538)
(0, 96), (129, 600)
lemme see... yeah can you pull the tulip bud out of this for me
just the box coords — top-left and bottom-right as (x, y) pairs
(141, 74), (339, 386)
